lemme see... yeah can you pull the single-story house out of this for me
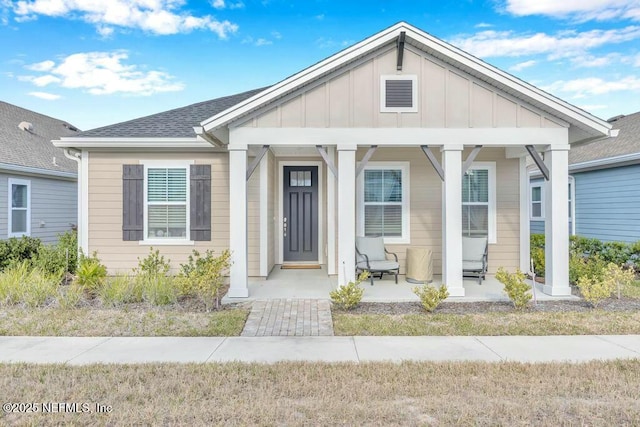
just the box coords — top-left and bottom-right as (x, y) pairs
(530, 112), (638, 242)
(53, 22), (615, 298)
(1, 101), (79, 243)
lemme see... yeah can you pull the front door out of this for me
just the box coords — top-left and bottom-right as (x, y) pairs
(283, 166), (318, 262)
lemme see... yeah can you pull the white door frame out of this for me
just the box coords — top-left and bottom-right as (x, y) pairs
(278, 160), (324, 264)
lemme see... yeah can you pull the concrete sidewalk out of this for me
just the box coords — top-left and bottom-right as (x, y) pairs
(1, 335), (640, 364)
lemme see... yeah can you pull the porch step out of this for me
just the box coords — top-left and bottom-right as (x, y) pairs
(241, 299), (334, 337)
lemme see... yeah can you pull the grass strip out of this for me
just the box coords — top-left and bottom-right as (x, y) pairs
(0, 308), (248, 337)
(333, 310), (640, 336)
(1, 361), (639, 425)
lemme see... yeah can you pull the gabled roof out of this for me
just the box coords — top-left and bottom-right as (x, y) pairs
(201, 22), (613, 144)
(569, 112), (640, 166)
(75, 88), (266, 139)
(0, 101), (79, 175)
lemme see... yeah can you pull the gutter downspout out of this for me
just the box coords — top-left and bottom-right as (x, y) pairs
(63, 148), (86, 258)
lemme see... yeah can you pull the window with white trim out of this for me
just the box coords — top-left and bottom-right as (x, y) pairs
(380, 75), (418, 112)
(530, 183), (544, 220)
(144, 162), (190, 241)
(462, 163), (496, 243)
(8, 178), (30, 237)
(358, 162), (410, 244)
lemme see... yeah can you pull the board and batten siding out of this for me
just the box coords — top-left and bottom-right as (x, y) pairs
(87, 151), (257, 273)
(355, 147), (520, 274)
(0, 172), (76, 244)
(574, 165), (640, 243)
(235, 44), (565, 131)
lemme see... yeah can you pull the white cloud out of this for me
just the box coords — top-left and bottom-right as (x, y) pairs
(28, 91), (61, 100)
(543, 76), (640, 97)
(254, 38), (271, 46)
(502, 0), (640, 22)
(12, 0), (238, 38)
(271, 31), (281, 39)
(25, 59), (55, 71)
(210, 0), (244, 10)
(449, 26), (640, 58)
(242, 35), (274, 46)
(475, 22), (492, 28)
(579, 104), (608, 111)
(211, 0), (225, 9)
(22, 51), (184, 96)
(315, 37), (353, 49)
(509, 60), (537, 71)
(570, 53), (619, 68)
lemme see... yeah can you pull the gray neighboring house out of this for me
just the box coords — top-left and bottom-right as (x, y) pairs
(530, 111), (640, 242)
(0, 101), (80, 243)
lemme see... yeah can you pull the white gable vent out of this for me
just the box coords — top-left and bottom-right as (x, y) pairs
(380, 75), (418, 112)
(18, 121), (34, 132)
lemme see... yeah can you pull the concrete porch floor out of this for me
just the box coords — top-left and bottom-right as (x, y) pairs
(222, 265), (579, 303)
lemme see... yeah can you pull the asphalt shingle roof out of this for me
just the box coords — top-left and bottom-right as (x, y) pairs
(570, 111), (640, 165)
(0, 101), (80, 174)
(77, 88), (267, 138)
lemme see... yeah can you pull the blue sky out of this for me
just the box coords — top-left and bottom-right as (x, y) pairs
(1, 0), (640, 130)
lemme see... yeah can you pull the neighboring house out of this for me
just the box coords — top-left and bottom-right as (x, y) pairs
(53, 22), (614, 298)
(0, 101), (79, 244)
(530, 112), (640, 242)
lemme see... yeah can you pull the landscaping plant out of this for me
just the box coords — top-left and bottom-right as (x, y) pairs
(0, 261), (60, 308)
(605, 263), (635, 300)
(74, 252), (107, 295)
(496, 267), (532, 310)
(176, 249), (231, 311)
(577, 275), (614, 307)
(412, 284), (449, 312)
(134, 248), (176, 306)
(330, 271), (369, 310)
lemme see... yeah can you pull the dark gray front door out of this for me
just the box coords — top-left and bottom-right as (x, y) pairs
(283, 166), (318, 262)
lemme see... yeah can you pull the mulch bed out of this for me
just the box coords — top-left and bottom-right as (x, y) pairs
(342, 298), (640, 315)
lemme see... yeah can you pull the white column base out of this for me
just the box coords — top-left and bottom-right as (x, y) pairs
(543, 284), (572, 296)
(446, 286), (465, 297)
(226, 287), (249, 298)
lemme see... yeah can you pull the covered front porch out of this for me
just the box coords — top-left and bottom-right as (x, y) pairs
(222, 265), (578, 303)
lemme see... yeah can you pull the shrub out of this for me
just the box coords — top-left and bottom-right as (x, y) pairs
(496, 267), (532, 310)
(57, 283), (85, 309)
(135, 248), (171, 279)
(74, 252), (107, 295)
(531, 247), (545, 277)
(569, 254), (606, 285)
(330, 272), (368, 310)
(412, 284), (449, 312)
(0, 236), (42, 271)
(99, 274), (142, 306)
(605, 263), (635, 300)
(139, 274), (177, 306)
(0, 261), (60, 308)
(176, 249), (231, 311)
(577, 275), (614, 307)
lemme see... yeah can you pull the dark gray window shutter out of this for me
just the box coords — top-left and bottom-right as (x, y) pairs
(190, 164), (211, 241)
(385, 79), (413, 108)
(122, 164), (144, 241)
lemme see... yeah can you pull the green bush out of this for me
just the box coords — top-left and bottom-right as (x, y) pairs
(0, 261), (60, 308)
(138, 274), (177, 306)
(605, 263), (635, 300)
(135, 248), (171, 279)
(569, 254), (606, 285)
(412, 284), (449, 312)
(530, 233), (545, 251)
(0, 236), (42, 271)
(496, 267), (532, 310)
(74, 252), (107, 295)
(330, 272), (368, 310)
(176, 249), (231, 311)
(99, 274), (142, 307)
(531, 247), (545, 277)
(577, 275), (614, 307)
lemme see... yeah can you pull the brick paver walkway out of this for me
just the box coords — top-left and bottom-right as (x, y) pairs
(241, 299), (334, 336)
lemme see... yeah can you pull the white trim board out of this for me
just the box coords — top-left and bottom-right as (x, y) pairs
(277, 160), (324, 265)
(7, 177), (31, 238)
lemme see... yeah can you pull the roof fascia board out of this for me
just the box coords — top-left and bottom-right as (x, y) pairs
(0, 162), (77, 180)
(570, 152), (640, 173)
(203, 22), (610, 137)
(53, 138), (209, 149)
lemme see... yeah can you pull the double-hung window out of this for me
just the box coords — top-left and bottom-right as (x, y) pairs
(8, 178), (30, 237)
(144, 162), (190, 241)
(358, 162), (410, 244)
(462, 163), (496, 243)
(530, 183), (544, 220)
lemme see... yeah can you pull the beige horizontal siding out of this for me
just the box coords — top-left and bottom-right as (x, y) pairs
(87, 151), (234, 274)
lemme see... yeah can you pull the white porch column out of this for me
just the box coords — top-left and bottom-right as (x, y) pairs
(337, 144), (356, 286)
(327, 146), (337, 275)
(544, 145), (571, 296)
(228, 147), (249, 298)
(519, 157), (531, 273)
(441, 146), (464, 296)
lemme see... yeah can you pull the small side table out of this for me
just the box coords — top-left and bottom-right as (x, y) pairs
(406, 247), (433, 284)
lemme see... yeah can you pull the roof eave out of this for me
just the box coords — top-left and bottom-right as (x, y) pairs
(53, 137), (210, 149)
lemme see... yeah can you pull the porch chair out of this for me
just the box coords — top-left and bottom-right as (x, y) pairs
(462, 236), (488, 284)
(355, 236), (400, 286)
